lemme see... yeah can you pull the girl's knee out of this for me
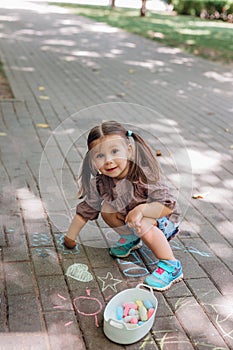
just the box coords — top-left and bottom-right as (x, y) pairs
(101, 202), (116, 225)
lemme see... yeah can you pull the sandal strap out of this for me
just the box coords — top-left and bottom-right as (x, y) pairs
(156, 260), (176, 273)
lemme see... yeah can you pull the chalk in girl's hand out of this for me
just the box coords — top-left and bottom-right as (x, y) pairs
(136, 300), (143, 308)
(143, 300), (154, 309)
(138, 321), (145, 326)
(147, 308), (155, 319)
(116, 306), (124, 320)
(139, 305), (148, 321)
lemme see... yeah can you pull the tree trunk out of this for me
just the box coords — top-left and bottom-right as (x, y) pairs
(110, 0), (116, 8)
(141, 0), (147, 16)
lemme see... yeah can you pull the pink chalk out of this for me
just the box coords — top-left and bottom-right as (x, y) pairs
(147, 308), (155, 319)
(123, 305), (130, 318)
(123, 303), (138, 317)
(130, 317), (138, 324)
(123, 303), (138, 309)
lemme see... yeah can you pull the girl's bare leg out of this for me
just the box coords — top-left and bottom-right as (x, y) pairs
(64, 214), (87, 248)
(137, 218), (176, 260)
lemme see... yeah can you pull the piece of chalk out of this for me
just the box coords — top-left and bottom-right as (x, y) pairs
(116, 306), (124, 320)
(123, 302), (138, 309)
(123, 305), (130, 318)
(130, 317), (138, 324)
(139, 305), (148, 321)
(123, 316), (133, 323)
(143, 300), (154, 309)
(147, 308), (155, 319)
(136, 300), (143, 308)
(128, 309), (139, 316)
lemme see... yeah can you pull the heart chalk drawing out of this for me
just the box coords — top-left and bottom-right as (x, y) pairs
(66, 263), (93, 282)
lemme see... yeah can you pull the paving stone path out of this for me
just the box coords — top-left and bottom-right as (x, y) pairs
(0, 1), (233, 349)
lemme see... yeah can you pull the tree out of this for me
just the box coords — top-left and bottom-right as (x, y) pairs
(109, 0), (147, 16)
(140, 0), (147, 16)
(109, 0), (116, 8)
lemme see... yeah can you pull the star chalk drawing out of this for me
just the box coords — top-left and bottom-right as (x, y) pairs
(97, 272), (122, 292)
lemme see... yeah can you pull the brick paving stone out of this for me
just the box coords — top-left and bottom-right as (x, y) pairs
(197, 259), (233, 296)
(44, 311), (86, 350)
(152, 315), (195, 350)
(31, 247), (64, 276)
(94, 266), (129, 300)
(0, 1), (233, 349)
(2, 240), (29, 262)
(37, 275), (73, 312)
(27, 226), (54, 247)
(153, 292), (174, 318)
(8, 293), (44, 332)
(169, 296), (230, 349)
(78, 223), (107, 245)
(4, 262), (35, 296)
(70, 287), (119, 350)
(126, 333), (159, 350)
(164, 281), (193, 299)
(187, 278), (233, 349)
(0, 333), (49, 350)
(64, 259), (98, 293)
(84, 245), (117, 268)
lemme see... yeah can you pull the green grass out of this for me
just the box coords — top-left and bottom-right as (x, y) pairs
(52, 3), (233, 64)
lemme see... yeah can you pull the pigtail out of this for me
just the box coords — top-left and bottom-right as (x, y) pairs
(128, 131), (161, 184)
(77, 151), (96, 198)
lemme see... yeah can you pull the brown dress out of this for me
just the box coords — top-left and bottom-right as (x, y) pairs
(76, 169), (180, 224)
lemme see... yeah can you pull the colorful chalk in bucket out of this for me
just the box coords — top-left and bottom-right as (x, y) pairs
(116, 299), (155, 325)
(103, 284), (158, 344)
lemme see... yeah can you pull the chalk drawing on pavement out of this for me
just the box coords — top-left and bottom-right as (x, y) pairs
(73, 288), (103, 327)
(97, 272), (122, 292)
(66, 263), (93, 282)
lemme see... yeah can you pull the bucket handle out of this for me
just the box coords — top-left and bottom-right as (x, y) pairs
(136, 283), (155, 295)
(108, 318), (128, 330)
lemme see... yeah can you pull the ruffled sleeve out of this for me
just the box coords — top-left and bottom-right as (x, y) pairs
(76, 177), (102, 220)
(147, 180), (177, 210)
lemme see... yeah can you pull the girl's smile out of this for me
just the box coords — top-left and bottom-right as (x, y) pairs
(90, 135), (132, 179)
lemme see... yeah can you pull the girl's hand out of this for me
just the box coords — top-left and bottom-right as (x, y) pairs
(125, 205), (144, 232)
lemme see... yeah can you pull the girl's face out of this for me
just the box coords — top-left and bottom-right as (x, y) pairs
(90, 135), (132, 179)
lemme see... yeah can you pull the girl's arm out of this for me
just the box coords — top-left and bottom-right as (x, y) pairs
(125, 202), (172, 231)
(66, 214), (88, 241)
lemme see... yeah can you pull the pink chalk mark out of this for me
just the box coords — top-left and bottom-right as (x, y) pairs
(57, 293), (67, 300)
(53, 305), (64, 309)
(86, 288), (91, 296)
(95, 315), (99, 328)
(64, 321), (73, 327)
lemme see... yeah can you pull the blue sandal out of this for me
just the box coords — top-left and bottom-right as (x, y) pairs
(110, 234), (142, 258)
(145, 259), (183, 291)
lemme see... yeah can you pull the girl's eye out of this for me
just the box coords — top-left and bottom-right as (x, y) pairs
(112, 148), (119, 154)
(96, 153), (104, 159)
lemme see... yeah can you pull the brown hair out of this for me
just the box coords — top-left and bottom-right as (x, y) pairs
(77, 121), (160, 197)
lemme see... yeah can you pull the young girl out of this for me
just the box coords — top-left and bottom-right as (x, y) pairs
(64, 121), (183, 291)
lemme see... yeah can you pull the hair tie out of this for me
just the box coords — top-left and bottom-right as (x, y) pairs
(127, 130), (133, 137)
